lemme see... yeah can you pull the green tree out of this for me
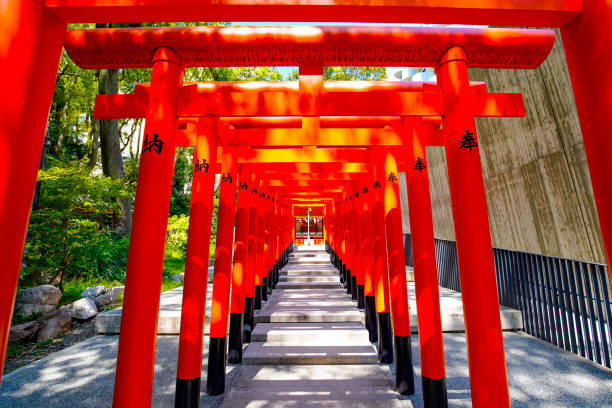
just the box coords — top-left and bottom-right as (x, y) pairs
(287, 66), (387, 80)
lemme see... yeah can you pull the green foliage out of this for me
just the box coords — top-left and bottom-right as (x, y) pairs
(163, 250), (186, 278)
(11, 312), (44, 327)
(58, 279), (123, 306)
(324, 66), (387, 80)
(7, 344), (29, 358)
(36, 339), (53, 349)
(21, 162), (133, 288)
(169, 149), (195, 216)
(29, 23), (391, 295)
(166, 215), (190, 253)
(287, 66), (387, 81)
(161, 279), (184, 293)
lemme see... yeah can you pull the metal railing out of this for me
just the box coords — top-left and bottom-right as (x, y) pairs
(403, 233), (612, 369)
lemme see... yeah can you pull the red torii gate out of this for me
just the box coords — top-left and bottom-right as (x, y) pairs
(7, 17), (607, 408)
(84, 57), (534, 408)
(2, 6), (612, 405)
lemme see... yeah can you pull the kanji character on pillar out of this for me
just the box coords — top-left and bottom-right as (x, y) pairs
(195, 158), (209, 173)
(142, 133), (164, 155)
(459, 130), (478, 152)
(221, 172), (233, 184)
(413, 157), (426, 172)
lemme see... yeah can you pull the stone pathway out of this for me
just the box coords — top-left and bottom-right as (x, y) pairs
(3, 247), (610, 407)
(220, 248), (407, 407)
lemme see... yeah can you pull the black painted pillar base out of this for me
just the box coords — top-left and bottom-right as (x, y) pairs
(254, 285), (262, 310)
(394, 335), (415, 395)
(175, 377), (200, 408)
(377, 312), (394, 364)
(243, 297), (254, 343)
(206, 337), (227, 396)
(274, 263), (279, 286)
(423, 376), (448, 408)
(346, 270), (352, 293)
(364, 296), (378, 343)
(340, 264), (346, 284)
(350, 276), (357, 301)
(227, 312), (243, 364)
(357, 285), (365, 309)
(262, 277), (269, 301)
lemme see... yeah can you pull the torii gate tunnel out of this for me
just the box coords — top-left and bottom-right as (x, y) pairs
(1, 3), (612, 407)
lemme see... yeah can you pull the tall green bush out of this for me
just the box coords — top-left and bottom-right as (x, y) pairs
(21, 162), (133, 289)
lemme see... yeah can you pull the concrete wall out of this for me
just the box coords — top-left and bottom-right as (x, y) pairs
(399, 30), (605, 264)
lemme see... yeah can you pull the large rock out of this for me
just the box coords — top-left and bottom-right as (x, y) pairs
(66, 298), (98, 320)
(16, 285), (61, 305)
(107, 286), (124, 303)
(37, 307), (71, 342)
(8, 321), (40, 345)
(14, 303), (55, 319)
(171, 273), (184, 282)
(14, 285), (62, 318)
(93, 294), (113, 311)
(80, 285), (106, 298)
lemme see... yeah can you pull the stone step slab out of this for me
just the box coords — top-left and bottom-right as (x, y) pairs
(288, 260), (330, 265)
(256, 308), (363, 323)
(219, 365), (404, 408)
(276, 281), (343, 290)
(281, 269), (339, 276)
(251, 322), (370, 343)
(263, 300), (356, 309)
(290, 254), (329, 259)
(243, 342), (378, 365)
(279, 275), (339, 283)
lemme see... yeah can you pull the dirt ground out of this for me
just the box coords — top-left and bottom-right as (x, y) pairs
(3, 318), (97, 374)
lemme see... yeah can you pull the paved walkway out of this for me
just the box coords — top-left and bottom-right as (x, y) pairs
(2, 248), (611, 407)
(219, 249), (399, 407)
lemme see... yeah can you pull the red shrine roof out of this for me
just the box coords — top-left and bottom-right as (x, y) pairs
(64, 25), (555, 70)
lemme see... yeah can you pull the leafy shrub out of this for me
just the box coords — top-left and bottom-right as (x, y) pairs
(166, 215), (190, 253)
(21, 162), (133, 289)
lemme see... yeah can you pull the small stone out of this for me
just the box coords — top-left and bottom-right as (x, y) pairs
(171, 273), (184, 282)
(16, 285), (61, 306)
(8, 321), (40, 345)
(93, 293), (113, 311)
(107, 286), (125, 303)
(80, 285), (107, 298)
(66, 298), (98, 320)
(37, 307), (71, 342)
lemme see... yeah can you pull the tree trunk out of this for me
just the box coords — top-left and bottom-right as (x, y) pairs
(87, 114), (100, 169)
(97, 27), (132, 235)
(32, 127), (51, 211)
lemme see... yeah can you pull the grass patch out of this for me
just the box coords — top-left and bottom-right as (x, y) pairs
(59, 279), (123, 306)
(35, 339), (52, 349)
(6, 344), (29, 358)
(163, 249), (186, 277)
(160, 279), (183, 292)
